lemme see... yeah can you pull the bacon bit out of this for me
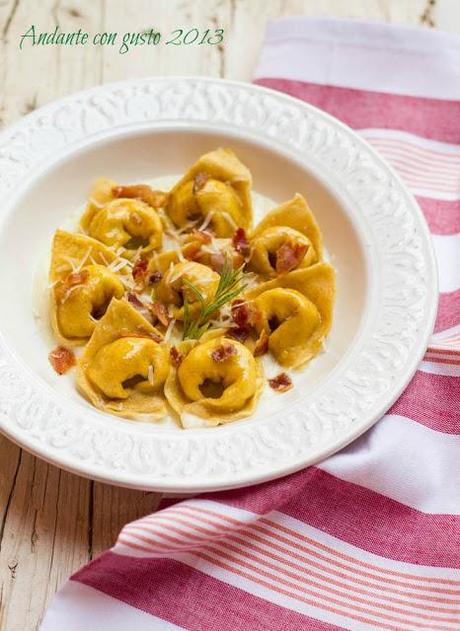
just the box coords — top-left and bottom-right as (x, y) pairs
(113, 184), (169, 209)
(268, 372), (293, 393)
(275, 242), (309, 274)
(48, 346), (76, 375)
(126, 292), (144, 308)
(228, 300), (256, 343)
(55, 269), (89, 302)
(148, 270), (163, 284)
(209, 252), (225, 273)
(193, 172), (210, 194)
(192, 229), (212, 244)
(67, 269), (89, 286)
(228, 327), (250, 342)
(170, 346), (184, 367)
(254, 330), (269, 357)
(182, 230), (213, 261)
(182, 240), (203, 261)
(232, 227), (250, 257)
(231, 299), (251, 328)
(149, 302), (169, 327)
(211, 342), (237, 363)
(132, 257), (149, 283)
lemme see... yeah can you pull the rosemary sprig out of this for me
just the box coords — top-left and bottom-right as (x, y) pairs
(182, 257), (246, 340)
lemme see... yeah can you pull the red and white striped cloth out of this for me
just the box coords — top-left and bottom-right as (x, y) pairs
(42, 18), (460, 631)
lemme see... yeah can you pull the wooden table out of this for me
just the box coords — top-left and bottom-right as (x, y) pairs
(0, 1), (458, 629)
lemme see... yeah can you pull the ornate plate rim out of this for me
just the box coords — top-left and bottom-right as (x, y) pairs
(0, 77), (438, 492)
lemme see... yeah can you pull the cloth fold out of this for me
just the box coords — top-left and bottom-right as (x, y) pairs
(42, 18), (460, 631)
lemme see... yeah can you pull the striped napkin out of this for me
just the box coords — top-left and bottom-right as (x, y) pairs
(42, 18), (460, 631)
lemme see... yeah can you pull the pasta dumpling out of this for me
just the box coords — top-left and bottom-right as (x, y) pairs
(47, 148), (336, 427)
(248, 194), (323, 277)
(165, 336), (263, 427)
(148, 250), (181, 277)
(156, 261), (220, 320)
(50, 230), (125, 345)
(77, 298), (168, 419)
(168, 148), (253, 237)
(81, 177), (117, 231)
(245, 263), (335, 368)
(83, 198), (163, 258)
(249, 226), (316, 278)
(81, 178), (168, 233)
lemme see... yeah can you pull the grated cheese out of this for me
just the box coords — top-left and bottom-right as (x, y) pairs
(242, 272), (259, 290)
(147, 364), (155, 386)
(165, 218), (198, 242)
(167, 262), (193, 285)
(218, 303), (232, 320)
(176, 220), (199, 235)
(208, 318), (233, 329)
(60, 255), (81, 272)
(61, 283), (85, 303)
(200, 242), (224, 255)
(198, 212), (214, 232)
(163, 318), (176, 342)
(124, 341), (143, 360)
(117, 274), (136, 290)
(88, 197), (105, 209)
(132, 246), (143, 260)
(219, 212), (238, 230)
(107, 258), (128, 274)
(74, 247), (92, 273)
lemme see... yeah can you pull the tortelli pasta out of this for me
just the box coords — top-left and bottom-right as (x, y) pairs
(47, 147), (336, 427)
(245, 263), (335, 368)
(50, 230), (125, 345)
(156, 261), (220, 321)
(248, 194), (322, 277)
(165, 335), (264, 427)
(77, 299), (168, 419)
(168, 147), (253, 236)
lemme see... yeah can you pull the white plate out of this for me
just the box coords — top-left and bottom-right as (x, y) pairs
(0, 78), (437, 493)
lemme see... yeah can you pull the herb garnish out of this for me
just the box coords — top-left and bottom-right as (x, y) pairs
(182, 257), (245, 340)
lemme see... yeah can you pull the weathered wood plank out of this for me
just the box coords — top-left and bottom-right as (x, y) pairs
(0, 442), (90, 630)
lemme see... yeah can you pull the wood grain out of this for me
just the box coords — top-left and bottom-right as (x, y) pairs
(0, 1), (453, 629)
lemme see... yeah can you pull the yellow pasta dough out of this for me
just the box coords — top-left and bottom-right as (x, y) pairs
(168, 148), (253, 236)
(251, 193), (323, 260)
(156, 261), (220, 320)
(245, 263), (335, 368)
(165, 336), (263, 427)
(80, 177), (118, 232)
(77, 298), (168, 419)
(249, 226), (316, 278)
(50, 230), (125, 345)
(83, 198), (163, 258)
